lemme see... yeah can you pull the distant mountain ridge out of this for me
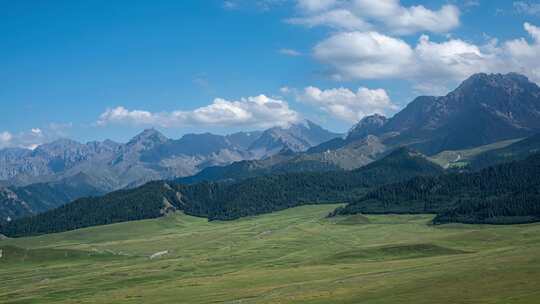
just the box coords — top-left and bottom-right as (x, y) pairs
(3, 72), (537, 190)
(0, 121), (341, 192)
(248, 120), (341, 157)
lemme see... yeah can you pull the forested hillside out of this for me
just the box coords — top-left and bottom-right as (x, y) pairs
(469, 133), (540, 170)
(332, 153), (540, 224)
(0, 173), (105, 222)
(1, 148), (442, 236)
(1, 182), (179, 237)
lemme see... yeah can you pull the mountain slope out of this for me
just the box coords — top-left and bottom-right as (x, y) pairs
(197, 148), (442, 221)
(0, 173), (105, 222)
(381, 73), (540, 154)
(0, 182), (178, 237)
(1, 148), (442, 236)
(248, 120), (342, 157)
(266, 72), (540, 178)
(332, 152), (540, 224)
(347, 114), (388, 141)
(429, 138), (523, 169)
(180, 134), (387, 184)
(468, 133), (540, 169)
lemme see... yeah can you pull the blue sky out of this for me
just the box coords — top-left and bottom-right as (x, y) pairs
(1, 0), (539, 148)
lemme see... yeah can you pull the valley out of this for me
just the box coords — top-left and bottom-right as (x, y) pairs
(1, 73), (540, 303)
(1, 205), (540, 303)
(4, 2), (540, 302)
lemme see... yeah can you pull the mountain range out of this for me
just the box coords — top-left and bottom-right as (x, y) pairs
(179, 73), (540, 184)
(2, 72), (540, 225)
(0, 121), (340, 221)
(0, 121), (340, 188)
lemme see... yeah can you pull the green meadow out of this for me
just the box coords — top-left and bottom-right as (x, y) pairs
(1, 204), (540, 303)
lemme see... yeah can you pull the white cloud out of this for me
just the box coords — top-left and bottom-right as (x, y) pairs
(97, 95), (301, 129)
(514, 1), (540, 16)
(351, 0), (460, 35)
(314, 31), (414, 79)
(525, 22), (540, 41)
(413, 34), (493, 82)
(291, 0), (460, 35)
(288, 9), (370, 30)
(0, 124), (72, 150)
(313, 23), (540, 94)
(503, 22), (540, 82)
(279, 48), (302, 56)
(0, 132), (12, 145)
(296, 86), (398, 122)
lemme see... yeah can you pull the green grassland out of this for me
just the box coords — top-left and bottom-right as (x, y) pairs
(1, 204), (540, 303)
(429, 138), (523, 168)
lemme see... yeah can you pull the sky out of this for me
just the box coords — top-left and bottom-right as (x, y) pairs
(1, 0), (540, 148)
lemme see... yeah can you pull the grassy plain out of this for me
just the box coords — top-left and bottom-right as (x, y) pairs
(1, 204), (540, 303)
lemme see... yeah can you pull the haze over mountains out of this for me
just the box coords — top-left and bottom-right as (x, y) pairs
(0, 121), (341, 189)
(0, 121), (341, 221)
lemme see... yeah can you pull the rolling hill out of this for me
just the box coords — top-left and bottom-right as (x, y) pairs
(2, 205), (540, 303)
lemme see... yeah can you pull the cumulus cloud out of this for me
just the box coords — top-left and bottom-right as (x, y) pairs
(503, 22), (540, 82)
(97, 95), (300, 129)
(0, 123), (72, 150)
(289, 0), (460, 35)
(295, 86), (398, 122)
(351, 0), (460, 35)
(414, 34), (493, 82)
(313, 22), (540, 94)
(314, 31), (414, 79)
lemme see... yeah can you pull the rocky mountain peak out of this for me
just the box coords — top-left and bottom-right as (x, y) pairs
(453, 73), (539, 98)
(248, 120), (341, 157)
(347, 114), (388, 141)
(33, 139), (86, 157)
(379, 72), (540, 154)
(126, 129), (169, 150)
